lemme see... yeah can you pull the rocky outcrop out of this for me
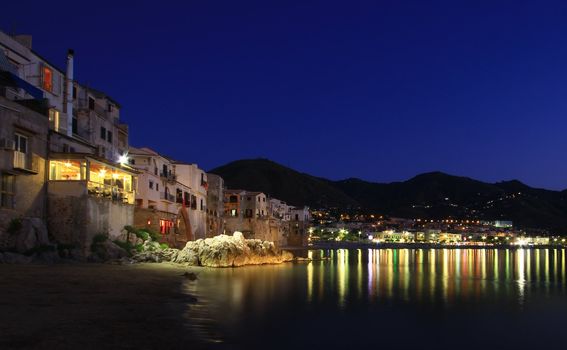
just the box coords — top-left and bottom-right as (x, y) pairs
(132, 232), (294, 267)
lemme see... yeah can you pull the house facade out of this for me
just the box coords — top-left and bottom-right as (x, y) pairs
(129, 147), (208, 247)
(0, 31), (136, 255)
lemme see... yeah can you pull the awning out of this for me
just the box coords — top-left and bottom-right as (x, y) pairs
(0, 50), (43, 100)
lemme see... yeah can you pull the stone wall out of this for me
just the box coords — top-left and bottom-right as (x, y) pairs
(133, 207), (189, 248)
(47, 181), (134, 255)
(224, 217), (289, 247)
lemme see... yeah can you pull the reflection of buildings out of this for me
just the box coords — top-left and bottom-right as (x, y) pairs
(129, 147), (208, 247)
(305, 248), (565, 306)
(0, 31), (137, 255)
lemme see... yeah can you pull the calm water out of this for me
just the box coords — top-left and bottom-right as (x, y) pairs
(182, 249), (567, 349)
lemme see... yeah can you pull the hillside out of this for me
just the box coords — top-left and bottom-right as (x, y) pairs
(209, 159), (358, 208)
(209, 159), (567, 233)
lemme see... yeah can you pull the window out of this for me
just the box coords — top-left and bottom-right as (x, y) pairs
(107, 131), (113, 143)
(48, 109), (60, 132)
(247, 196), (251, 201)
(231, 209), (238, 217)
(14, 133), (27, 154)
(258, 197), (260, 202)
(13, 133), (29, 169)
(0, 173), (15, 208)
(72, 117), (78, 135)
(229, 195), (238, 203)
(191, 195), (197, 209)
(42, 66), (53, 92)
(88, 97), (95, 110)
(156, 183), (159, 191)
(108, 104), (113, 112)
(176, 189), (183, 204)
(72, 86), (77, 99)
(149, 181), (154, 189)
(154, 167), (158, 176)
(49, 160), (86, 180)
(159, 219), (174, 235)
(184, 192), (190, 206)
(200, 199), (204, 211)
(100, 127), (106, 140)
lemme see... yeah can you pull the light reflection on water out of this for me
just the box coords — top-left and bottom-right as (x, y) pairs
(300, 248), (567, 306)
(182, 248), (567, 348)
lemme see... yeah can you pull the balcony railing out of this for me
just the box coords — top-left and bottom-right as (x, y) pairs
(159, 172), (177, 184)
(87, 181), (134, 204)
(13, 151), (39, 173)
(160, 192), (175, 202)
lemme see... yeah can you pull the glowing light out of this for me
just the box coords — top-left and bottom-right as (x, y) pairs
(118, 153), (129, 165)
(64, 162), (72, 167)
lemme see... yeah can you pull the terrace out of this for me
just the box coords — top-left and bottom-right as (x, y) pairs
(48, 154), (136, 204)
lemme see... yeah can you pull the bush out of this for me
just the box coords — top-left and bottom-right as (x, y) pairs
(124, 225), (153, 241)
(140, 229), (160, 242)
(135, 244), (144, 253)
(159, 243), (169, 250)
(7, 218), (22, 235)
(113, 240), (134, 256)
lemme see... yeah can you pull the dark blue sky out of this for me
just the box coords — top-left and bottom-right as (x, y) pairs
(3, 1), (567, 190)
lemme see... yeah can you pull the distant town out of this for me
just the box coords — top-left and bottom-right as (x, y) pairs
(310, 209), (561, 246)
(0, 30), (563, 260)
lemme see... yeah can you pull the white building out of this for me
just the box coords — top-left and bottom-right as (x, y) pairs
(129, 147), (208, 246)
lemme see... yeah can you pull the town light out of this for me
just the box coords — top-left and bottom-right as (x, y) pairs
(118, 153), (129, 165)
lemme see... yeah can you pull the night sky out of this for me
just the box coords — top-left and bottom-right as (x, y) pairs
(3, 1), (567, 190)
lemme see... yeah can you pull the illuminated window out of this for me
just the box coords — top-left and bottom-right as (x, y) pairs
(42, 66), (53, 92)
(49, 109), (60, 132)
(159, 219), (174, 234)
(49, 160), (86, 180)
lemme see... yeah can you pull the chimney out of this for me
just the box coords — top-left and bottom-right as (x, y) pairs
(12, 35), (32, 49)
(66, 49), (74, 137)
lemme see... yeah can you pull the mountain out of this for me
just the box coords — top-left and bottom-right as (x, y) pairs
(209, 159), (567, 233)
(208, 159), (357, 208)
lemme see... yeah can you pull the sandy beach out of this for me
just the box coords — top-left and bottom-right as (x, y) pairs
(0, 263), (204, 349)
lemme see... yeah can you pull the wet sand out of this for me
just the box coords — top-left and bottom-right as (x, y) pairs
(0, 263), (203, 349)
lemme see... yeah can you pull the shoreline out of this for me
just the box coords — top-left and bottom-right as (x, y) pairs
(288, 241), (566, 250)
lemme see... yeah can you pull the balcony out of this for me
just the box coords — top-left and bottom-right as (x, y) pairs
(160, 172), (177, 184)
(87, 181), (135, 204)
(13, 151), (39, 174)
(160, 192), (175, 202)
(77, 98), (110, 119)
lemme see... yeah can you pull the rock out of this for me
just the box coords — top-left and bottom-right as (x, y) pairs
(182, 271), (198, 280)
(174, 247), (199, 265)
(32, 250), (61, 264)
(15, 217), (49, 254)
(142, 240), (161, 252)
(93, 240), (129, 260)
(0, 252), (33, 264)
(131, 232), (294, 267)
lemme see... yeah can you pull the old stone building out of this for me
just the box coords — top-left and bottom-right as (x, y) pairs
(0, 96), (49, 249)
(206, 173), (224, 238)
(1, 30), (136, 255)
